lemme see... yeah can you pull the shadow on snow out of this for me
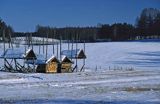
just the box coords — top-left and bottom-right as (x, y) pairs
(114, 51), (160, 68)
(0, 99), (160, 104)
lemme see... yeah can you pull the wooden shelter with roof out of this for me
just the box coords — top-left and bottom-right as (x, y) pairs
(0, 48), (37, 72)
(61, 56), (73, 73)
(25, 49), (37, 60)
(35, 55), (60, 73)
(61, 49), (86, 72)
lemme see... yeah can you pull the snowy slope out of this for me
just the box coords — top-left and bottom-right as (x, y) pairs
(0, 41), (160, 71)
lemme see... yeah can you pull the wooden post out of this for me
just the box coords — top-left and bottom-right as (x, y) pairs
(39, 45), (41, 54)
(15, 59), (18, 71)
(33, 58), (36, 73)
(31, 33), (33, 49)
(60, 36), (62, 62)
(57, 41), (59, 60)
(8, 37), (10, 48)
(3, 29), (6, 69)
(46, 33), (48, 61)
(75, 33), (78, 72)
(52, 39), (54, 54)
(8, 27), (19, 72)
(27, 61), (29, 72)
(26, 34), (28, 48)
(24, 34), (27, 68)
(71, 37), (73, 61)
(53, 30), (55, 54)
(43, 36), (45, 54)
(83, 40), (86, 72)
(68, 39), (70, 50)
(67, 32), (70, 50)
(24, 44), (27, 67)
(28, 33), (30, 48)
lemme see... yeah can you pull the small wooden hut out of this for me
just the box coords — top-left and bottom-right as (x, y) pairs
(61, 56), (73, 73)
(24, 49), (37, 60)
(35, 55), (60, 73)
(61, 49), (86, 72)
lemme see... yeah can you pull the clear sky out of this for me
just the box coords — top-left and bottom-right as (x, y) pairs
(0, 0), (160, 32)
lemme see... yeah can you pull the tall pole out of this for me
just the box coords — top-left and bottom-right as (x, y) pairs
(60, 35), (62, 61)
(24, 34), (27, 67)
(57, 41), (59, 60)
(53, 30), (55, 54)
(27, 33), (29, 48)
(71, 36), (74, 61)
(39, 45), (41, 54)
(46, 33), (48, 61)
(76, 33), (78, 72)
(31, 33), (33, 49)
(8, 33), (11, 48)
(3, 29), (6, 69)
(66, 30), (70, 50)
(83, 40), (86, 71)
(9, 29), (18, 72)
(68, 39), (70, 50)
(43, 36), (45, 54)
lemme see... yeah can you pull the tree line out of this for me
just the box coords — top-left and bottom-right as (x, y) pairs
(0, 19), (14, 42)
(1, 8), (160, 42)
(34, 8), (160, 42)
(135, 8), (160, 39)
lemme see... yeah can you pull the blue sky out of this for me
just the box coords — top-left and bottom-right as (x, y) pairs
(0, 0), (160, 32)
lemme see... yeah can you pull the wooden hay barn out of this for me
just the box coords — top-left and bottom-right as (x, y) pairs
(61, 56), (73, 73)
(35, 55), (60, 73)
(61, 49), (87, 72)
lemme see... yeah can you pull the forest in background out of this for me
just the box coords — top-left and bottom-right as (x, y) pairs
(0, 8), (160, 42)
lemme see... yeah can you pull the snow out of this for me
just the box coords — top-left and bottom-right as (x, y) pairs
(83, 41), (160, 70)
(0, 78), (25, 84)
(0, 41), (160, 103)
(0, 48), (24, 59)
(61, 49), (80, 58)
(1, 41), (160, 70)
(46, 55), (59, 64)
(0, 70), (160, 104)
(11, 36), (59, 44)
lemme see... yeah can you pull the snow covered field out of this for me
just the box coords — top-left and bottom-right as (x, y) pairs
(84, 41), (160, 71)
(0, 41), (160, 104)
(0, 70), (160, 104)
(49, 41), (160, 71)
(1, 40), (160, 71)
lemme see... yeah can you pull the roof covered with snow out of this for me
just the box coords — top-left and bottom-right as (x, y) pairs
(61, 55), (73, 63)
(61, 49), (86, 59)
(0, 48), (36, 59)
(26, 54), (59, 65)
(0, 48), (25, 59)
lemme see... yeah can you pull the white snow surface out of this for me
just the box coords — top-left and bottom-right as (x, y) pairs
(0, 70), (160, 104)
(1, 41), (160, 71)
(0, 41), (160, 104)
